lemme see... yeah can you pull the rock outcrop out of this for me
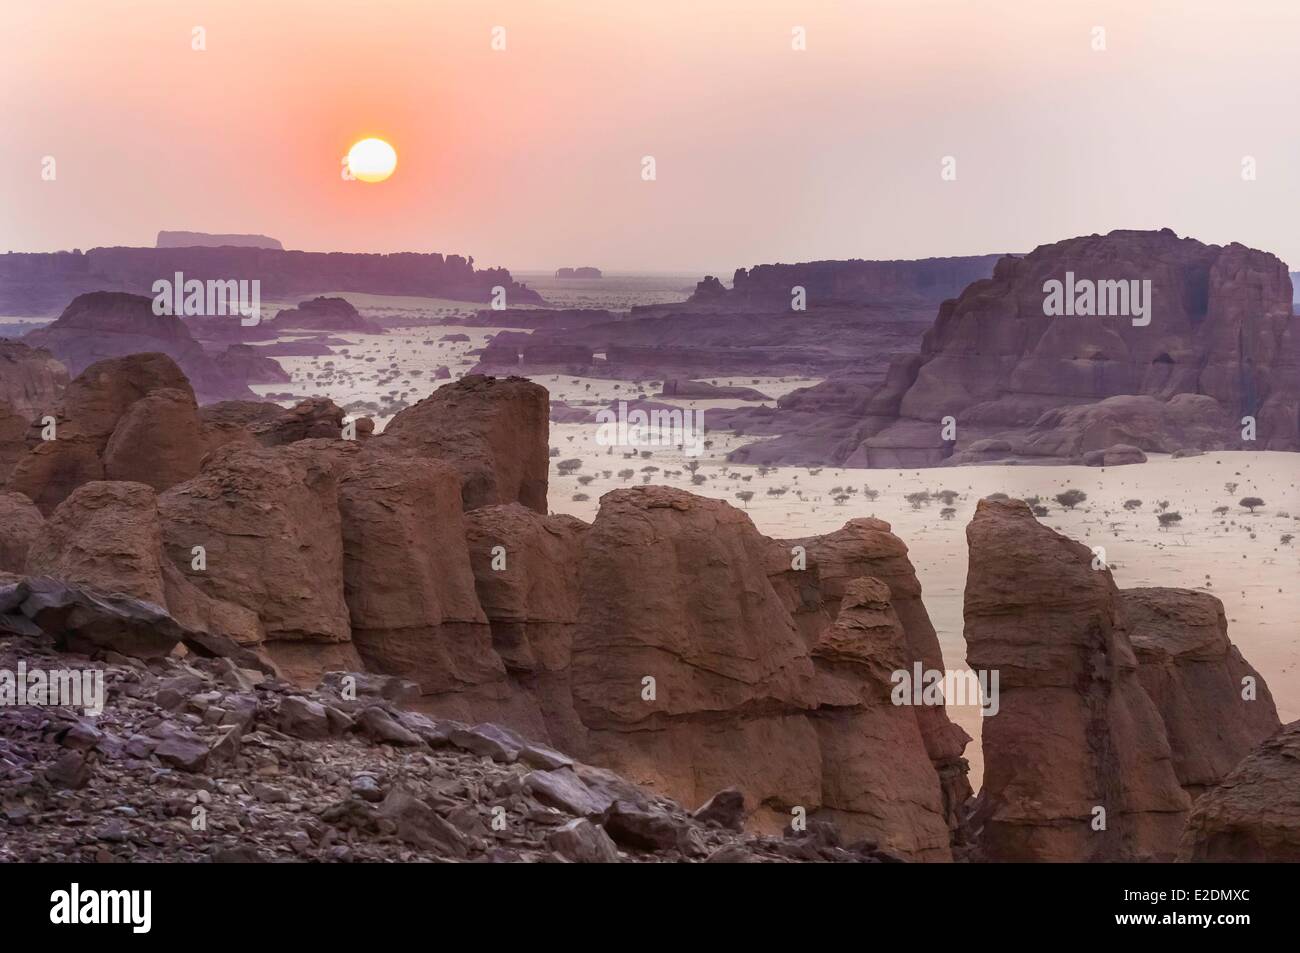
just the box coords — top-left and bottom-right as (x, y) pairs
(854, 230), (1297, 465)
(1123, 588), (1280, 800)
(964, 498), (1279, 862)
(379, 375), (548, 513)
(1179, 721), (1300, 862)
(0, 491), (43, 572)
(965, 498), (1191, 861)
(158, 442), (354, 677)
(8, 353), (200, 513)
(0, 340), (68, 421)
(23, 292), (259, 401)
(270, 297), (384, 334)
(569, 486), (959, 860)
(723, 229), (1299, 467)
(690, 255), (1005, 308)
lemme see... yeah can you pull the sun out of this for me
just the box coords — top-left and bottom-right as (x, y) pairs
(347, 138), (397, 183)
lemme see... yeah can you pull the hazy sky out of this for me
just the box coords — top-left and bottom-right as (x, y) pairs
(2, 0), (1297, 272)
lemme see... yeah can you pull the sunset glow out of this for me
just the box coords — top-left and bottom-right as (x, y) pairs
(346, 138), (397, 183)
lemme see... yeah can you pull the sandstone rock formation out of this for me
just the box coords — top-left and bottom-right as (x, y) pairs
(337, 451), (518, 726)
(1123, 588), (1280, 799)
(965, 498), (1191, 861)
(690, 254), (1005, 308)
(1179, 720), (1300, 862)
(569, 486), (960, 860)
(964, 498), (1279, 862)
(728, 230), (1299, 467)
(0, 340), (68, 420)
(23, 292), (259, 401)
(379, 375), (548, 513)
(8, 353), (199, 513)
(464, 503), (589, 752)
(158, 442), (354, 678)
(886, 231), (1295, 463)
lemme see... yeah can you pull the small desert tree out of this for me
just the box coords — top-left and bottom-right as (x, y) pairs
(735, 491), (754, 508)
(1123, 499), (1142, 511)
(1240, 497), (1264, 514)
(935, 490), (959, 506)
(1157, 512), (1183, 530)
(940, 507), (956, 520)
(1055, 489), (1087, 510)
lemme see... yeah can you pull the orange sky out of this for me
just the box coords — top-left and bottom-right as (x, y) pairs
(2, 0), (1297, 272)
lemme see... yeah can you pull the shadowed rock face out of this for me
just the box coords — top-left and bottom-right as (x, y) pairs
(0, 245), (543, 316)
(1122, 588), (1280, 800)
(338, 451), (527, 728)
(23, 292), (260, 402)
(0, 340), (68, 421)
(722, 229), (1298, 467)
(859, 230), (1298, 464)
(691, 255), (1006, 309)
(1179, 720), (1300, 862)
(379, 375), (549, 513)
(464, 503), (589, 752)
(964, 498), (1191, 861)
(7, 353), (199, 513)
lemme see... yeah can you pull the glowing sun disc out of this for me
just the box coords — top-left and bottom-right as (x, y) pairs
(347, 138), (397, 183)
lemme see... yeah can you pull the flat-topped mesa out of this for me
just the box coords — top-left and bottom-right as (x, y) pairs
(377, 374), (549, 513)
(0, 246), (543, 316)
(570, 485), (958, 860)
(157, 231), (283, 250)
(689, 255), (1005, 309)
(854, 229), (1297, 466)
(963, 498), (1279, 862)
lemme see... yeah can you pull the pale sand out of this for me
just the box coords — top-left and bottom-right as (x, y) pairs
(254, 311), (1299, 791)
